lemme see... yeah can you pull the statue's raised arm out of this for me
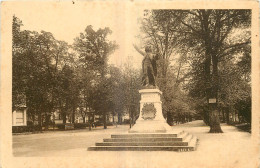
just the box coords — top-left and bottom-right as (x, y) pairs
(133, 44), (158, 88)
(133, 44), (145, 56)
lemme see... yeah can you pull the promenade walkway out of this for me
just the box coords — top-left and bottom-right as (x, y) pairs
(12, 120), (257, 168)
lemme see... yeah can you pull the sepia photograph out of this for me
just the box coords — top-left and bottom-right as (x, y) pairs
(0, 1), (259, 168)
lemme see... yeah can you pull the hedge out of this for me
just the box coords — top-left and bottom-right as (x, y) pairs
(12, 125), (41, 133)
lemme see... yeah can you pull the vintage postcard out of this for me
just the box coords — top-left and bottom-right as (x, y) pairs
(1, 0), (259, 168)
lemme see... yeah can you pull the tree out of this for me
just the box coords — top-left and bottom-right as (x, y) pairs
(12, 16), (26, 110)
(12, 27), (55, 130)
(139, 11), (194, 125)
(121, 59), (142, 126)
(108, 66), (126, 124)
(140, 10), (187, 91)
(178, 10), (250, 133)
(74, 25), (118, 129)
(12, 16), (76, 130)
(138, 9), (251, 133)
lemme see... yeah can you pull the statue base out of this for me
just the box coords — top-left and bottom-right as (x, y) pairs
(88, 88), (199, 151)
(129, 88), (172, 133)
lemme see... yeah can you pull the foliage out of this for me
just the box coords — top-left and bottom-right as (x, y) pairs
(73, 25), (118, 128)
(12, 10), (251, 133)
(139, 10), (251, 131)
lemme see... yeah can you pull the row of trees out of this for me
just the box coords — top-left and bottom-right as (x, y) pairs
(12, 16), (141, 130)
(13, 9), (251, 133)
(139, 9), (251, 132)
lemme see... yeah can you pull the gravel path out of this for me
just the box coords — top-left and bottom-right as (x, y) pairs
(12, 120), (258, 168)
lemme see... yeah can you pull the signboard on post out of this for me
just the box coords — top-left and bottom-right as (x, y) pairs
(209, 98), (217, 104)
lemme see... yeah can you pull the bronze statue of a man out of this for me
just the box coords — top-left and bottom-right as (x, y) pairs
(133, 45), (159, 87)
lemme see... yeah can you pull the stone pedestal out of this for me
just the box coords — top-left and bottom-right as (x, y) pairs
(129, 89), (172, 133)
(88, 88), (199, 151)
(88, 131), (198, 151)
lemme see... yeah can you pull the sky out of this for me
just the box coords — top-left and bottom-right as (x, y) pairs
(12, 1), (145, 69)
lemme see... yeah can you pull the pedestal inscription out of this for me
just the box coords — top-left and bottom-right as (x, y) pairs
(141, 103), (156, 120)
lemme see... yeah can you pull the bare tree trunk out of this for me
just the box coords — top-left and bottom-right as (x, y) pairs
(88, 114), (91, 131)
(130, 108), (134, 128)
(53, 112), (55, 131)
(226, 107), (230, 124)
(209, 103), (223, 133)
(208, 55), (223, 133)
(103, 112), (107, 129)
(62, 113), (66, 124)
(32, 113), (35, 132)
(63, 99), (68, 124)
(44, 112), (50, 131)
(222, 107), (225, 123)
(129, 107), (132, 128)
(203, 108), (209, 125)
(166, 111), (173, 126)
(201, 10), (223, 133)
(38, 112), (42, 131)
(233, 111), (236, 123)
(113, 112), (115, 123)
(118, 113), (122, 125)
(72, 105), (75, 124)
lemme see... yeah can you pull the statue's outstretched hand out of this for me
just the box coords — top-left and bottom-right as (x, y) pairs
(133, 44), (145, 56)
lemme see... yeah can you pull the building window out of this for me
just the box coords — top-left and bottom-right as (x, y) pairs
(16, 111), (24, 125)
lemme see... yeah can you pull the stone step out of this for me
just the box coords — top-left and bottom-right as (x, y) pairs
(111, 133), (179, 138)
(183, 134), (193, 142)
(178, 132), (189, 140)
(96, 141), (189, 146)
(87, 131), (198, 152)
(188, 136), (198, 149)
(88, 146), (195, 151)
(104, 132), (189, 142)
(103, 137), (183, 142)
